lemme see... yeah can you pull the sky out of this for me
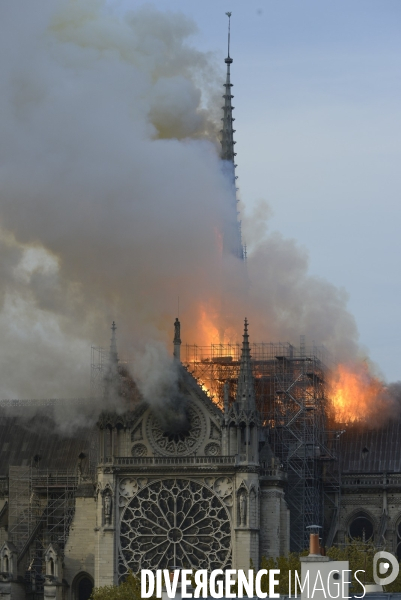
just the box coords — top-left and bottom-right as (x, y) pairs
(115, 0), (401, 382)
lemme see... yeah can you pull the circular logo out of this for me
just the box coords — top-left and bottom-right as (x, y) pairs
(373, 551), (400, 586)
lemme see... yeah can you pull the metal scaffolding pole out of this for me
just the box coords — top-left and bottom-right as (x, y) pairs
(90, 339), (341, 551)
(182, 341), (340, 552)
(8, 467), (78, 594)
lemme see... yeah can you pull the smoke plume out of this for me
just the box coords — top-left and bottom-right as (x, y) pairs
(0, 0), (385, 427)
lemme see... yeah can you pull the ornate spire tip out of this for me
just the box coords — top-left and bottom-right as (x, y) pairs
(225, 11), (232, 61)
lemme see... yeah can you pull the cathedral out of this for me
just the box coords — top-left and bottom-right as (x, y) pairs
(1, 15), (401, 600)
(0, 318), (290, 600)
(1, 316), (401, 600)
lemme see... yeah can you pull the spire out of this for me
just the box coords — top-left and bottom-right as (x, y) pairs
(221, 12), (236, 164)
(236, 318), (256, 410)
(173, 317), (181, 361)
(109, 321), (118, 366)
(220, 13), (244, 261)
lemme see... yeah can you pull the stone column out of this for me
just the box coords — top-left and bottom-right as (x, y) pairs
(94, 472), (116, 588)
(43, 544), (64, 600)
(233, 473), (260, 570)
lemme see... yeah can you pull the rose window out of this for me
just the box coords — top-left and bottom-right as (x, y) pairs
(147, 406), (204, 456)
(119, 479), (231, 574)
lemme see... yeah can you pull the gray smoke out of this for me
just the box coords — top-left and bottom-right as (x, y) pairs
(132, 342), (189, 433)
(0, 0), (369, 429)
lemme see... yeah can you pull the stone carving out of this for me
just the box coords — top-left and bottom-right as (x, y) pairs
(209, 422), (221, 440)
(239, 492), (247, 526)
(205, 442), (220, 456)
(119, 479), (231, 575)
(214, 477), (233, 507)
(249, 487), (257, 528)
(104, 492), (112, 526)
(131, 443), (147, 457)
(131, 424), (143, 442)
(214, 477), (232, 497)
(119, 478), (138, 498)
(146, 405), (205, 456)
(119, 478), (138, 508)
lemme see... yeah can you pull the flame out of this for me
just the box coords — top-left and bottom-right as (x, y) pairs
(197, 305), (221, 345)
(329, 362), (389, 424)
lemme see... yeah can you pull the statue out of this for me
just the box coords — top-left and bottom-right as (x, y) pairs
(239, 492), (247, 526)
(104, 493), (112, 526)
(174, 318), (181, 344)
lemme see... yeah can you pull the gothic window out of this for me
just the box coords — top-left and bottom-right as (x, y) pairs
(78, 578), (93, 600)
(119, 479), (231, 576)
(348, 512), (374, 542)
(249, 488), (257, 528)
(72, 573), (94, 600)
(146, 406), (205, 456)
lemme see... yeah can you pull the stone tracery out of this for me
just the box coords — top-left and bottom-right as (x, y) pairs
(119, 478), (231, 575)
(146, 406), (204, 456)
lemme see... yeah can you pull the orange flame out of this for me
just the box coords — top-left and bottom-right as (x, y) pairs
(197, 305), (221, 345)
(329, 362), (389, 425)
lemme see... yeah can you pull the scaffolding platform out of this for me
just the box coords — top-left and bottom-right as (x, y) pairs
(183, 341), (340, 552)
(8, 466), (78, 594)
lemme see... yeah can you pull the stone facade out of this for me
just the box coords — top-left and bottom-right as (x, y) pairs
(92, 354), (290, 586)
(0, 321), (290, 598)
(333, 474), (401, 556)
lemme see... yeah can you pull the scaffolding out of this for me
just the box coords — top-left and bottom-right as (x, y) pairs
(8, 466), (78, 593)
(183, 341), (340, 552)
(89, 340), (341, 550)
(91, 345), (108, 397)
(90, 347), (140, 408)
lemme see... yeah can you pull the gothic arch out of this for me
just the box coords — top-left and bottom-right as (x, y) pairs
(249, 485), (257, 528)
(346, 508), (376, 542)
(236, 482), (249, 527)
(72, 572), (94, 600)
(101, 482), (114, 496)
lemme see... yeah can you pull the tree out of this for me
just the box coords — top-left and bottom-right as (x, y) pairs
(90, 572), (152, 600)
(260, 540), (401, 595)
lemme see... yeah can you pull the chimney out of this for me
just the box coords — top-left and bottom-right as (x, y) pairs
(309, 533), (320, 556)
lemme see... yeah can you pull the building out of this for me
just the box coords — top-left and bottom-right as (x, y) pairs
(0, 319), (291, 600)
(2, 316), (401, 600)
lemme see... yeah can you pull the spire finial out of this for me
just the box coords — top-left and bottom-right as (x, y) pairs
(109, 321), (118, 365)
(221, 12), (235, 163)
(226, 12), (232, 59)
(173, 317), (182, 361)
(220, 12), (244, 260)
(236, 318), (256, 410)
